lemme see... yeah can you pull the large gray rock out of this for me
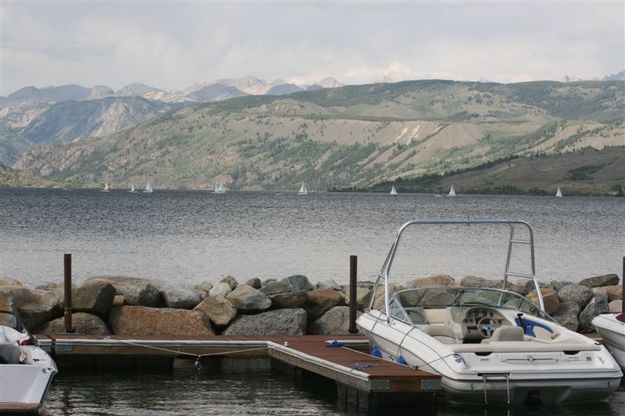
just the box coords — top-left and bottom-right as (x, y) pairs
(194, 281), (213, 298)
(260, 280), (290, 295)
(225, 285), (271, 312)
(557, 284), (594, 309)
(579, 295), (609, 331)
(34, 312), (111, 335)
(460, 276), (504, 289)
(551, 280), (574, 292)
(158, 285), (202, 309)
(72, 281), (116, 315)
(224, 308), (307, 336)
(527, 288), (559, 315)
(0, 286), (63, 330)
(109, 306), (213, 336)
(579, 274), (620, 288)
(219, 276), (239, 290)
(85, 276), (161, 307)
(194, 295), (238, 327)
(592, 286), (623, 302)
(0, 277), (22, 286)
(316, 279), (342, 291)
(343, 286), (372, 312)
(243, 278), (261, 289)
(270, 290), (308, 309)
(410, 274), (458, 288)
(208, 281), (232, 298)
(371, 283), (403, 311)
(308, 306), (360, 335)
(551, 301), (580, 332)
(609, 300), (623, 313)
(304, 289), (344, 321)
(507, 278), (535, 296)
(284, 275), (313, 291)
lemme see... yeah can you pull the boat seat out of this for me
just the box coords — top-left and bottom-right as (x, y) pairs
(481, 326), (524, 343)
(0, 342), (22, 364)
(424, 325), (457, 344)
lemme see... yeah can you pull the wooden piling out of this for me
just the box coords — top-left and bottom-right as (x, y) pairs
(622, 256), (624, 315)
(349, 255), (358, 334)
(63, 253), (75, 333)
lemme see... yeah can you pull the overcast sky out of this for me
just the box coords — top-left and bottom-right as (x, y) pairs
(0, 1), (623, 95)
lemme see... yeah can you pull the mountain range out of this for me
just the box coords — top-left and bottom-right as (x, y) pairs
(3, 77), (622, 194)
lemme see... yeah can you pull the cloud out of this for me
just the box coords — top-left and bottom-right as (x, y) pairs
(0, 2), (623, 95)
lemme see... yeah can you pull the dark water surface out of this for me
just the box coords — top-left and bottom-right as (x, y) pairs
(1, 188), (623, 287)
(42, 359), (625, 416)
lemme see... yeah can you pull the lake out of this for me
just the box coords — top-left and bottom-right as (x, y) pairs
(0, 188), (623, 288)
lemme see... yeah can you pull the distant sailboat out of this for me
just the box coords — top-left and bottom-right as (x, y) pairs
(297, 182), (308, 195)
(143, 180), (153, 193)
(555, 186), (563, 197)
(129, 181), (137, 193)
(448, 185), (456, 197)
(101, 180), (111, 193)
(213, 182), (226, 194)
(390, 186), (398, 196)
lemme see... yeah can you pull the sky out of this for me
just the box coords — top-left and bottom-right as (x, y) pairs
(0, 1), (623, 96)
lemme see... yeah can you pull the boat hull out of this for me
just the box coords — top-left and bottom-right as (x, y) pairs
(593, 314), (625, 369)
(0, 363), (56, 410)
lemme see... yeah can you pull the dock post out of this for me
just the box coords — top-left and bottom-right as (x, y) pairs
(349, 255), (358, 333)
(64, 253), (75, 333)
(622, 256), (624, 315)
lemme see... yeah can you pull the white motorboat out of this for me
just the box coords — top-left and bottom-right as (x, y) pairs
(0, 312), (57, 412)
(390, 186), (398, 196)
(592, 313), (625, 369)
(357, 218), (622, 405)
(297, 182), (308, 195)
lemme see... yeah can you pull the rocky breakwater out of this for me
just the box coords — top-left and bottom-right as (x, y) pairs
(0, 273), (621, 337)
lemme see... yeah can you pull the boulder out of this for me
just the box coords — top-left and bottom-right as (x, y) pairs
(72, 281), (116, 315)
(260, 275), (312, 295)
(112, 295), (125, 306)
(316, 279), (342, 291)
(85, 276), (161, 307)
(304, 289), (344, 321)
(460, 276), (504, 289)
(410, 274), (458, 288)
(609, 300), (622, 313)
(109, 306), (213, 336)
(158, 285), (202, 309)
(0, 286), (63, 330)
(208, 281), (232, 298)
(344, 286), (372, 311)
(592, 286), (623, 302)
(194, 281), (213, 298)
(527, 288), (559, 315)
(579, 295), (609, 331)
(557, 284), (593, 309)
(260, 280), (290, 295)
(270, 290), (308, 309)
(284, 275), (313, 291)
(308, 306), (360, 335)
(0, 277), (22, 286)
(550, 280), (575, 292)
(371, 283), (403, 311)
(243, 278), (261, 289)
(551, 301), (580, 332)
(34, 282), (66, 299)
(194, 295), (238, 327)
(579, 274), (620, 288)
(219, 276), (239, 290)
(34, 312), (111, 335)
(224, 308), (307, 336)
(225, 285), (271, 312)
(507, 278), (535, 296)
(0, 313), (17, 328)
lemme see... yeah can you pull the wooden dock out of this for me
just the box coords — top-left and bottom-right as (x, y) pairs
(38, 334), (441, 409)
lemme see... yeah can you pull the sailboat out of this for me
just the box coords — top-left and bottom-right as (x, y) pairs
(555, 186), (563, 197)
(129, 181), (137, 193)
(100, 180), (111, 193)
(448, 185), (456, 197)
(297, 182), (308, 195)
(390, 186), (398, 196)
(143, 179), (153, 193)
(213, 182), (226, 194)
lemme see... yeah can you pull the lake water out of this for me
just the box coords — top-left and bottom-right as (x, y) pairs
(41, 358), (625, 416)
(1, 188), (623, 288)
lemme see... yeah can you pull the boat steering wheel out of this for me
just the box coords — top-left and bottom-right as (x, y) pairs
(477, 316), (501, 338)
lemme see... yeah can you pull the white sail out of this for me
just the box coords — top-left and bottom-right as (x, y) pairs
(101, 180), (111, 193)
(555, 186), (562, 197)
(143, 180), (153, 193)
(448, 185), (456, 197)
(213, 182), (226, 194)
(297, 182), (308, 195)
(390, 186), (398, 196)
(129, 182), (136, 193)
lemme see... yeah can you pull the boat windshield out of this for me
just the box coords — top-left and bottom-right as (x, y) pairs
(393, 287), (553, 321)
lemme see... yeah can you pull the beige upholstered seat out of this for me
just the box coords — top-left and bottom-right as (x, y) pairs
(481, 326), (524, 343)
(424, 325), (457, 344)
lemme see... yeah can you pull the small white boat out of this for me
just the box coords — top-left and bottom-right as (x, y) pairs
(213, 183), (226, 194)
(100, 180), (111, 193)
(357, 218), (622, 405)
(129, 181), (137, 193)
(0, 313), (57, 412)
(297, 182), (308, 195)
(390, 186), (398, 196)
(143, 180), (153, 193)
(448, 185), (456, 197)
(592, 313), (625, 369)
(555, 186), (563, 197)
